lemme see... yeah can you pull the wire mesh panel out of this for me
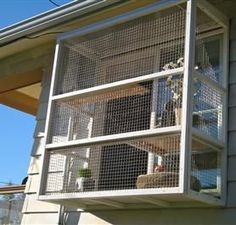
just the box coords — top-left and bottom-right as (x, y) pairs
(54, 7), (186, 95)
(191, 139), (221, 197)
(195, 35), (223, 85)
(43, 134), (181, 195)
(48, 76), (183, 144)
(193, 80), (223, 140)
(193, 8), (224, 141)
(195, 9), (224, 85)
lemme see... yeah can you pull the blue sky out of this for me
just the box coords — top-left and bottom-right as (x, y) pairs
(0, 0), (71, 185)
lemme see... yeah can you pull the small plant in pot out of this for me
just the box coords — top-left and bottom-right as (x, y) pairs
(76, 168), (95, 192)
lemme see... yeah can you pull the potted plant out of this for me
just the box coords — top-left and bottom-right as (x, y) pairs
(76, 168), (95, 192)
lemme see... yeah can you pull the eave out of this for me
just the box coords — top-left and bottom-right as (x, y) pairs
(0, 0), (124, 47)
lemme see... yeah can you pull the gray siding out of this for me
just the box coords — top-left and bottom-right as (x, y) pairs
(226, 16), (236, 212)
(21, 67), (60, 224)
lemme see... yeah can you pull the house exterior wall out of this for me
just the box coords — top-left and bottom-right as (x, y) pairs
(21, 67), (60, 225)
(21, 5), (236, 225)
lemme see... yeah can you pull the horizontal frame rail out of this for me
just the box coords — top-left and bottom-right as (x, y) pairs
(193, 70), (226, 94)
(39, 187), (181, 200)
(52, 67), (184, 102)
(46, 126), (181, 150)
(192, 127), (224, 149)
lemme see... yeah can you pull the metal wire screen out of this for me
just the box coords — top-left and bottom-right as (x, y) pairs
(193, 9), (224, 141)
(193, 80), (223, 140)
(195, 8), (223, 85)
(48, 75), (183, 144)
(42, 3), (226, 204)
(43, 135), (181, 194)
(54, 8), (185, 95)
(191, 139), (221, 197)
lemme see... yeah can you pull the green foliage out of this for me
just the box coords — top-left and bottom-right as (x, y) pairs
(78, 168), (92, 178)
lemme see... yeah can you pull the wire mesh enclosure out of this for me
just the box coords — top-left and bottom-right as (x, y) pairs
(193, 80), (223, 139)
(40, 0), (228, 208)
(44, 135), (181, 195)
(191, 140), (221, 196)
(54, 7), (185, 95)
(49, 75), (183, 144)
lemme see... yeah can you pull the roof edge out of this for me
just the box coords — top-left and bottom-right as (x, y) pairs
(0, 0), (122, 46)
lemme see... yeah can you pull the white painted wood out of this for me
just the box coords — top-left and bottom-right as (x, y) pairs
(21, 212), (59, 225)
(221, 25), (229, 205)
(39, 187), (182, 201)
(52, 67), (184, 102)
(179, 0), (196, 193)
(27, 156), (42, 175)
(31, 136), (45, 156)
(147, 79), (159, 174)
(192, 128), (224, 149)
(46, 126), (181, 150)
(87, 199), (125, 208)
(76, 212), (112, 225)
(133, 196), (170, 207)
(67, 116), (73, 141)
(22, 194), (59, 213)
(197, 0), (229, 29)
(38, 43), (61, 197)
(24, 174), (40, 194)
(33, 120), (46, 138)
(36, 102), (48, 121)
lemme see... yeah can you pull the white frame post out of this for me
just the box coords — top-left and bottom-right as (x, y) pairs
(221, 25), (229, 205)
(37, 41), (62, 196)
(195, 0), (229, 204)
(147, 79), (159, 174)
(179, 0), (196, 193)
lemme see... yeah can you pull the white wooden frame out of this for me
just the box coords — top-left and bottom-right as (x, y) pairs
(178, 0), (196, 195)
(38, 0), (229, 207)
(187, 0), (229, 205)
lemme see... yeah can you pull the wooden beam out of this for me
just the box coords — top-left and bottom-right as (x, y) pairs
(0, 69), (42, 94)
(0, 90), (38, 115)
(53, 67), (183, 101)
(0, 185), (25, 194)
(46, 126), (181, 150)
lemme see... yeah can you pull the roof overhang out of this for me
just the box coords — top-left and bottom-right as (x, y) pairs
(0, 0), (126, 47)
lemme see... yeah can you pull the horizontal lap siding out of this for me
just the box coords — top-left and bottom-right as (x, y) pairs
(227, 16), (236, 209)
(22, 65), (60, 224)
